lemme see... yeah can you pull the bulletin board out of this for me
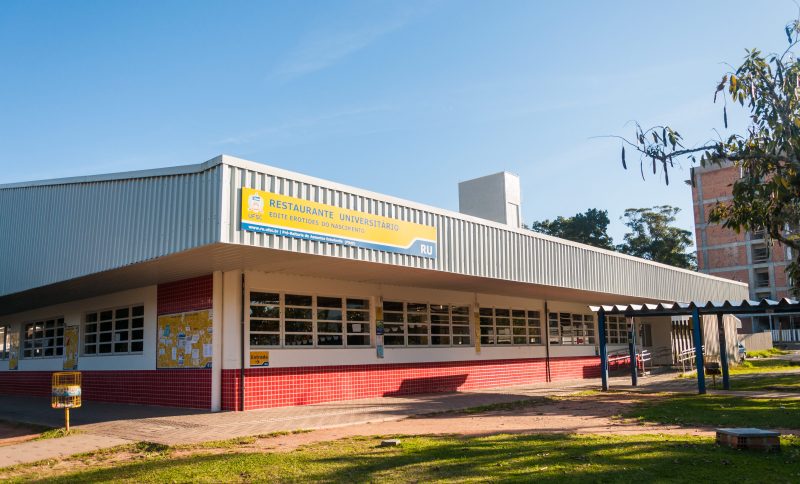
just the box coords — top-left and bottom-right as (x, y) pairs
(157, 310), (213, 369)
(63, 326), (79, 370)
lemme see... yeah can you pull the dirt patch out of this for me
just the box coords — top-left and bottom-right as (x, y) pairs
(240, 393), (714, 453)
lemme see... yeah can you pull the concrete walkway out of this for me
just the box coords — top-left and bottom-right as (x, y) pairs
(1, 371), (796, 468)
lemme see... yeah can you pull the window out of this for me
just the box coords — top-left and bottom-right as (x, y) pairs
(752, 244), (769, 264)
(754, 269), (770, 288)
(382, 301), (471, 346)
(0, 325), (8, 359)
(84, 305), (144, 355)
(23, 318), (64, 358)
(605, 315), (629, 344)
(638, 323), (653, 347)
(479, 307), (541, 345)
(547, 313), (595, 345)
(249, 292), (371, 348)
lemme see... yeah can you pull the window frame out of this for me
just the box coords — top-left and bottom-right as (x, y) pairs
(0, 324), (9, 360)
(22, 317), (65, 359)
(479, 307), (542, 346)
(248, 291), (373, 350)
(382, 301), (473, 347)
(547, 312), (596, 346)
(604, 315), (630, 345)
(82, 304), (145, 357)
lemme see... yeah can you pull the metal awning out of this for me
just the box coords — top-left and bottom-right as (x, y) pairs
(590, 297), (800, 396)
(590, 298), (800, 317)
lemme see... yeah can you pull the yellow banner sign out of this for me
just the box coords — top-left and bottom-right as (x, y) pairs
(250, 350), (270, 367)
(63, 326), (79, 370)
(241, 188), (437, 258)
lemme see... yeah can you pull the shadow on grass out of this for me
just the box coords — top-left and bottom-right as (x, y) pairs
(32, 433), (800, 483)
(625, 394), (800, 429)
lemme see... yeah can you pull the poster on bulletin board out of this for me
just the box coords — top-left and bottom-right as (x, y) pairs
(157, 310), (213, 369)
(63, 326), (79, 370)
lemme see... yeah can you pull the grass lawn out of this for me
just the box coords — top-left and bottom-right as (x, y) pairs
(4, 433), (800, 483)
(625, 394), (800, 429)
(745, 348), (789, 359)
(731, 373), (800, 392)
(731, 359), (800, 374)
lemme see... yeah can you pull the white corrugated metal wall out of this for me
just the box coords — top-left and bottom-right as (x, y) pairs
(0, 166), (221, 296)
(220, 162), (748, 303)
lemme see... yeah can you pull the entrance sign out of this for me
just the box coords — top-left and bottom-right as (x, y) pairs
(250, 351), (270, 367)
(241, 188), (438, 259)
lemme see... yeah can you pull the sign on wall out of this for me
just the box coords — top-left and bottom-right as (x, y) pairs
(7, 332), (18, 370)
(250, 350), (270, 367)
(63, 326), (79, 370)
(157, 310), (213, 369)
(241, 188), (438, 259)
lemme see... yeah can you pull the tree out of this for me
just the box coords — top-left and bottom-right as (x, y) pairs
(530, 208), (615, 250)
(616, 18), (800, 292)
(616, 206), (696, 269)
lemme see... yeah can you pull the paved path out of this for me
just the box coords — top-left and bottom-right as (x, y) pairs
(0, 370), (796, 468)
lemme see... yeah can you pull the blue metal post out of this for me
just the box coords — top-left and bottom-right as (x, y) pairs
(628, 317), (638, 387)
(717, 313), (730, 390)
(691, 306), (706, 394)
(598, 309), (609, 391)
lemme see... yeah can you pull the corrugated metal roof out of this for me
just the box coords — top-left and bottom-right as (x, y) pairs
(590, 298), (800, 315)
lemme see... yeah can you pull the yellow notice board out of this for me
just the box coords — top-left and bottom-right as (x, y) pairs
(63, 326), (79, 370)
(157, 310), (213, 369)
(250, 350), (270, 367)
(241, 188), (437, 259)
(8, 331), (19, 370)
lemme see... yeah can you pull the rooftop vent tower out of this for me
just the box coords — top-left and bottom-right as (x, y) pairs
(458, 172), (522, 228)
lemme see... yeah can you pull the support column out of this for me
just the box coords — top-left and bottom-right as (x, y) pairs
(717, 313), (730, 390)
(598, 309), (609, 391)
(692, 306), (706, 394)
(211, 271), (223, 412)
(628, 316), (638, 387)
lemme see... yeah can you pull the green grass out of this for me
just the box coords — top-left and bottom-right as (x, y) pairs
(733, 358), (800, 374)
(625, 394), (800, 429)
(731, 373), (800, 392)
(33, 428), (81, 441)
(5, 433), (800, 483)
(745, 348), (789, 359)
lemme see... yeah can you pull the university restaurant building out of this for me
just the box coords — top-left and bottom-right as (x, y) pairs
(0, 156), (748, 411)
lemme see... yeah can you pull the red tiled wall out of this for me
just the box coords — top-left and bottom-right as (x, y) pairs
(157, 275), (213, 315)
(222, 356), (602, 411)
(0, 369), (211, 408)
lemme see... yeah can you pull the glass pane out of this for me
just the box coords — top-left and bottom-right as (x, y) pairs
(452, 325), (470, 335)
(251, 292), (279, 305)
(251, 306), (280, 318)
(115, 319), (129, 330)
(132, 318), (144, 328)
(131, 341), (143, 352)
(432, 335), (450, 345)
(317, 322), (342, 333)
(347, 322), (369, 333)
(408, 314), (428, 324)
(384, 323), (404, 334)
(430, 314), (449, 324)
(430, 304), (448, 314)
(85, 345), (96, 354)
(347, 335), (370, 346)
(527, 310), (540, 319)
(100, 322), (112, 332)
(285, 321), (312, 333)
(495, 318), (510, 327)
(99, 333), (112, 342)
(114, 343), (128, 353)
(250, 319), (279, 332)
(495, 309), (510, 317)
(384, 335), (404, 346)
(431, 325), (450, 335)
(317, 309), (343, 321)
(383, 312), (404, 323)
(407, 323), (428, 334)
(285, 294), (312, 306)
(100, 311), (113, 321)
(479, 308), (493, 316)
(250, 334), (279, 346)
(317, 334), (343, 346)
(346, 311), (368, 322)
(452, 306), (469, 315)
(132, 306), (144, 317)
(512, 318), (526, 327)
(285, 334), (313, 346)
(512, 310), (525, 318)
(407, 335), (428, 345)
(453, 335), (471, 345)
(86, 323), (97, 334)
(86, 334), (97, 344)
(513, 336), (527, 344)
(132, 329), (144, 340)
(480, 326), (494, 335)
(383, 301), (404, 312)
(317, 296), (342, 308)
(99, 343), (112, 353)
(480, 336), (494, 344)
(285, 308), (312, 320)
(85, 313), (97, 323)
(513, 327), (526, 335)
(115, 308), (129, 319)
(346, 298), (369, 309)
(115, 331), (128, 342)
(407, 303), (427, 313)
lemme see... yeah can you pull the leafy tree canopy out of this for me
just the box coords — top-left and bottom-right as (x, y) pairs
(616, 18), (800, 292)
(616, 206), (697, 270)
(530, 208), (615, 250)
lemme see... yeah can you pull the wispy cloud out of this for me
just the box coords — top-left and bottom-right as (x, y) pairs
(270, 7), (425, 82)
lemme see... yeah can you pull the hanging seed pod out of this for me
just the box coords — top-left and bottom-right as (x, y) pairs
(724, 105), (728, 128)
(621, 145), (627, 169)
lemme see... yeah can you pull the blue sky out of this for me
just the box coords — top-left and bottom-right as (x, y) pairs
(0, 0), (794, 242)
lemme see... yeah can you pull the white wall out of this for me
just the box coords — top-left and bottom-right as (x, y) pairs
(224, 270), (599, 370)
(0, 286), (157, 371)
